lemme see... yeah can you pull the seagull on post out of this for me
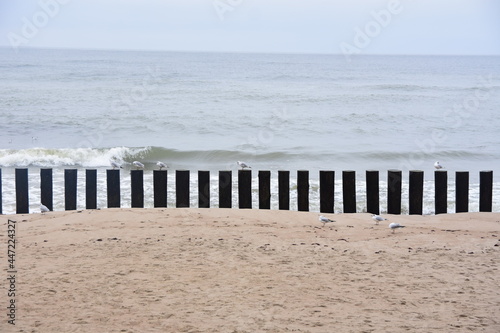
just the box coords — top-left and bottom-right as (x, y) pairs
(133, 161), (145, 170)
(237, 161), (251, 169)
(110, 161), (123, 170)
(156, 161), (167, 170)
(434, 161), (444, 170)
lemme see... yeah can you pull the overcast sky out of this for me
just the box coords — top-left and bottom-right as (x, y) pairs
(0, 0), (499, 55)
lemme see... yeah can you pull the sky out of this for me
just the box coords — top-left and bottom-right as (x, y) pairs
(0, 0), (499, 55)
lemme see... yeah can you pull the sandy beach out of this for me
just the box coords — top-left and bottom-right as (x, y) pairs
(1, 208), (499, 332)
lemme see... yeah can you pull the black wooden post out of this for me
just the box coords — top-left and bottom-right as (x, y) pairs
(387, 170), (402, 215)
(15, 168), (29, 214)
(258, 171), (271, 209)
(456, 171), (469, 213)
(278, 170), (290, 210)
(107, 169), (121, 208)
(40, 168), (53, 211)
(219, 171), (232, 208)
(409, 170), (424, 215)
(85, 169), (97, 209)
(342, 170), (356, 213)
(238, 170), (252, 209)
(366, 170), (379, 215)
(297, 170), (309, 212)
(131, 170), (144, 208)
(176, 170), (190, 208)
(65, 169), (77, 211)
(479, 170), (493, 212)
(435, 170), (447, 214)
(319, 170), (334, 213)
(153, 170), (168, 208)
(198, 171), (210, 208)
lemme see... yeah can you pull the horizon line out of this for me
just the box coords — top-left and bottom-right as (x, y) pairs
(1, 45), (499, 57)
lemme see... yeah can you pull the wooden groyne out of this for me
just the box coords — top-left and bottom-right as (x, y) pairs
(2, 169), (495, 215)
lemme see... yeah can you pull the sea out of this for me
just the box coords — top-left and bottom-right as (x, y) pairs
(1, 47), (499, 214)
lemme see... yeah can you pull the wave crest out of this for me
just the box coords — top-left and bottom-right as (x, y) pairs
(0, 147), (151, 167)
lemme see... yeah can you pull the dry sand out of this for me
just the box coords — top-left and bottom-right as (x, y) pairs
(1, 208), (500, 332)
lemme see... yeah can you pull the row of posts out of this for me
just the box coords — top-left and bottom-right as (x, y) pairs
(2, 169), (495, 215)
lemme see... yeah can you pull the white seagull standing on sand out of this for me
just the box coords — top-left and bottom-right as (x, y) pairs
(111, 161), (123, 170)
(40, 204), (50, 214)
(157, 161), (168, 170)
(237, 161), (251, 169)
(319, 215), (336, 227)
(389, 222), (405, 233)
(133, 161), (145, 170)
(434, 161), (444, 169)
(372, 214), (387, 225)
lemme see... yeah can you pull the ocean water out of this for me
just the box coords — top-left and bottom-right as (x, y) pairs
(1, 47), (500, 214)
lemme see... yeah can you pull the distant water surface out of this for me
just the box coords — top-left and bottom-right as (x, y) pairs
(1, 48), (499, 213)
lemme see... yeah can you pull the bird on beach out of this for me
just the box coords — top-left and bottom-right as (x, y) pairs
(156, 161), (168, 170)
(110, 161), (123, 170)
(40, 204), (50, 214)
(133, 161), (145, 170)
(319, 215), (336, 227)
(237, 161), (251, 169)
(434, 161), (444, 169)
(389, 222), (405, 233)
(372, 214), (387, 225)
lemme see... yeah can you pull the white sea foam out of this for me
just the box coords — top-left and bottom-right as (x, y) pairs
(0, 147), (151, 167)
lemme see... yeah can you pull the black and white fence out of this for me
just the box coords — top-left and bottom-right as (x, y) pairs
(2, 168), (495, 215)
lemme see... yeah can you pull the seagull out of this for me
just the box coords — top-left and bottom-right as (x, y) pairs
(156, 161), (167, 170)
(237, 161), (251, 169)
(40, 204), (50, 214)
(389, 222), (405, 233)
(319, 215), (336, 227)
(133, 161), (145, 170)
(434, 161), (444, 169)
(372, 214), (387, 225)
(110, 161), (123, 170)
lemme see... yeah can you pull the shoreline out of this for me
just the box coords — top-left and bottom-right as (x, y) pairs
(2, 209), (500, 332)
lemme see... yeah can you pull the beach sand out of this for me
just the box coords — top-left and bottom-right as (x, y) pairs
(1, 208), (499, 332)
